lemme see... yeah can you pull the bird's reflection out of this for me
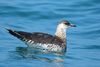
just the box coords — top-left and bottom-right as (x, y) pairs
(15, 47), (65, 62)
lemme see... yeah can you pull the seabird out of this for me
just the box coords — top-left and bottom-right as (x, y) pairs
(7, 20), (76, 53)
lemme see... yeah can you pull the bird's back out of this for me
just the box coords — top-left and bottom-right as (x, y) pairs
(7, 29), (66, 52)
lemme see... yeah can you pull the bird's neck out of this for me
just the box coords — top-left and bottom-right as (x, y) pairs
(55, 26), (67, 42)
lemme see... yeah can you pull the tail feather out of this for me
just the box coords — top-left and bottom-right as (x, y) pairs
(7, 29), (24, 40)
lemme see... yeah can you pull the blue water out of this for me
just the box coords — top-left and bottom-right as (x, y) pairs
(0, 0), (100, 67)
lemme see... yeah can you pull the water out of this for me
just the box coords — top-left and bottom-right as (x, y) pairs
(0, 0), (100, 67)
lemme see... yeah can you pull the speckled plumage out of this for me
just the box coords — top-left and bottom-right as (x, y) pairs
(7, 20), (76, 53)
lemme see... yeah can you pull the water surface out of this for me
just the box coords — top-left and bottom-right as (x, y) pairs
(0, 0), (100, 67)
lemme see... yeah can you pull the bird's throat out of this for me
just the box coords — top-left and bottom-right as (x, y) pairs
(55, 28), (66, 42)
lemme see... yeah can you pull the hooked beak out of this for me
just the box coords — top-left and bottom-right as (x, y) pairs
(69, 24), (76, 27)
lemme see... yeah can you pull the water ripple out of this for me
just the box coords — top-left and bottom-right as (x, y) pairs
(0, 0), (100, 67)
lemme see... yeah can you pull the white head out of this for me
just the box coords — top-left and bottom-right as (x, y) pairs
(55, 20), (76, 40)
(58, 20), (76, 30)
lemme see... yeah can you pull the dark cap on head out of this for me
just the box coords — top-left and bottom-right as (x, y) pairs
(60, 20), (76, 27)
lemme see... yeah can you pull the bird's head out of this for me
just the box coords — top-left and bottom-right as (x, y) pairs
(58, 20), (76, 30)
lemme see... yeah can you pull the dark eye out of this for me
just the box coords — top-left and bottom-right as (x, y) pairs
(60, 20), (71, 25)
(64, 22), (70, 25)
